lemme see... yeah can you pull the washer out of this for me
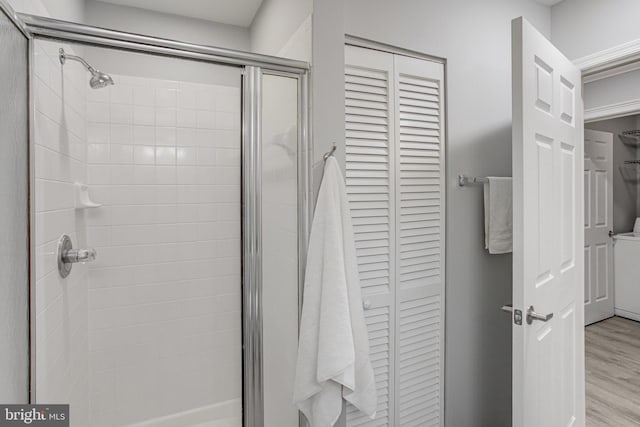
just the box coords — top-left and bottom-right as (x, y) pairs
(614, 232), (640, 322)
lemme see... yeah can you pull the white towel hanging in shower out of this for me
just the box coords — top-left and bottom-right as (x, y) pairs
(293, 156), (377, 427)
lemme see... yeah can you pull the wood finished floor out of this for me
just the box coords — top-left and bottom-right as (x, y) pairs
(586, 316), (640, 426)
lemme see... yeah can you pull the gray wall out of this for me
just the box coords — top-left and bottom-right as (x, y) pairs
(0, 7), (30, 404)
(585, 70), (640, 111)
(83, 0), (249, 88)
(85, 0), (250, 51)
(250, 0), (312, 58)
(586, 116), (640, 233)
(312, 0), (550, 425)
(551, 0), (640, 60)
(82, 45), (241, 88)
(7, 0), (84, 22)
(39, 0), (83, 21)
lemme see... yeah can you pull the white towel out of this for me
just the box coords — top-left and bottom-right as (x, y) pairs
(293, 157), (377, 427)
(484, 177), (513, 254)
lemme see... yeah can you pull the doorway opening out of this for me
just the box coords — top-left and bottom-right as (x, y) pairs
(583, 63), (640, 423)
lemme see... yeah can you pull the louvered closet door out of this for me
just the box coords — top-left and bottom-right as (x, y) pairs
(345, 45), (445, 427)
(345, 45), (396, 426)
(393, 55), (445, 427)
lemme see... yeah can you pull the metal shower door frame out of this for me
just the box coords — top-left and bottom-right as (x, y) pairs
(0, 0), (33, 406)
(14, 11), (310, 427)
(242, 66), (311, 427)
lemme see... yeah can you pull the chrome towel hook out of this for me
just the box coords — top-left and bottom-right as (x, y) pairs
(323, 143), (337, 162)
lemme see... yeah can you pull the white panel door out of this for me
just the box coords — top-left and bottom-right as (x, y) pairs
(583, 129), (614, 325)
(512, 17), (585, 427)
(345, 45), (445, 427)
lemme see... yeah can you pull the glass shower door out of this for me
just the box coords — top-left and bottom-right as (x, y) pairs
(26, 16), (310, 426)
(32, 39), (243, 427)
(242, 67), (309, 427)
(261, 73), (303, 427)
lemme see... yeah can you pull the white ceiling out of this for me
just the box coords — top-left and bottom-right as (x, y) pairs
(534, 0), (564, 6)
(97, 0), (264, 27)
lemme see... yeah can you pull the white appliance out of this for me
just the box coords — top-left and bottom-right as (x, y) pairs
(614, 232), (640, 321)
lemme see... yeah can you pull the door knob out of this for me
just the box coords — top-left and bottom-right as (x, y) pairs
(526, 306), (553, 325)
(609, 230), (614, 238)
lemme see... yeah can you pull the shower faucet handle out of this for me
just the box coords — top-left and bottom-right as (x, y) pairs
(81, 248), (97, 262)
(62, 247), (97, 264)
(57, 235), (97, 278)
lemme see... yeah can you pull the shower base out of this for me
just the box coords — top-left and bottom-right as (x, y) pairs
(127, 399), (242, 427)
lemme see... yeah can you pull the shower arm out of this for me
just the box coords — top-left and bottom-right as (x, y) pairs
(59, 49), (97, 74)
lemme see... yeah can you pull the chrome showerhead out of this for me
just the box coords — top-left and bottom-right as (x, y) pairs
(59, 48), (114, 89)
(89, 70), (114, 89)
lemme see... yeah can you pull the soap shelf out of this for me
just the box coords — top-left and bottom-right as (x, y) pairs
(74, 182), (101, 209)
(620, 161), (640, 183)
(620, 130), (640, 147)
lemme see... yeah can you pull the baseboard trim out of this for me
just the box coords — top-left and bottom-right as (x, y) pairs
(614, 308), (640, 323)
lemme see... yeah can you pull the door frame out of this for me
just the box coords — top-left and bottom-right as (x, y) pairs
(582, 71), (638, 329)
(577, 42), (640, 326)
(576, 39), (640, 122)
(575, 38), (640, 421)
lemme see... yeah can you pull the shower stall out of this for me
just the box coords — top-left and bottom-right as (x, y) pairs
(0, 3), (310, 427)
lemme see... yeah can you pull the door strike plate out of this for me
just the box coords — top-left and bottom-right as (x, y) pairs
(514, 309), (523, 325)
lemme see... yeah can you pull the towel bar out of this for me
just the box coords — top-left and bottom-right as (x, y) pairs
(458, 174), (488, 187)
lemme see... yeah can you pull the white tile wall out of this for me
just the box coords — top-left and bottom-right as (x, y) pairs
(85, 74), (242, 426)
(34, 40), (90, 426)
